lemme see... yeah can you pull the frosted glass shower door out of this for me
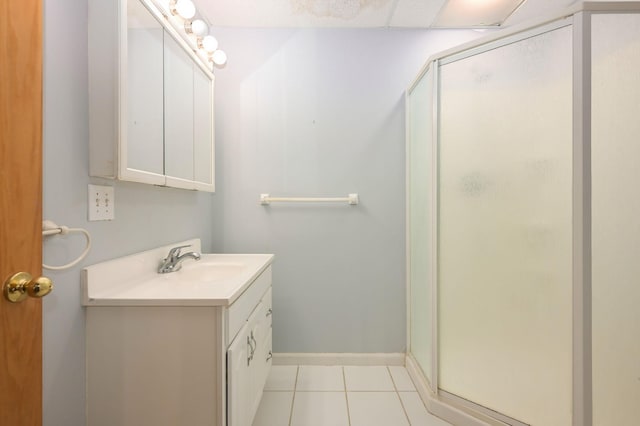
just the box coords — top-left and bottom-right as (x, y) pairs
(592, 13), (640, 426)
(438, 26), (573, 425)
(408, 67), (434, 386)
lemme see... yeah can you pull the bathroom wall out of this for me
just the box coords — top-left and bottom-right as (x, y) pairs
(41, 0), (481, 423)
(213, 28), (481, 353)
(42, 1), (221, 425)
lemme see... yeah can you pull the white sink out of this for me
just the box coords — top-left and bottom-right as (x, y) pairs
(81, 239), (274, 306)
(173, 258), (247, 283)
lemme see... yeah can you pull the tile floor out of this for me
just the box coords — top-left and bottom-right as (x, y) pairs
(252, 365), (453, 426)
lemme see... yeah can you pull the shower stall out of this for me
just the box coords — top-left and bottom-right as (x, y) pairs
(405, 2), (640, 425)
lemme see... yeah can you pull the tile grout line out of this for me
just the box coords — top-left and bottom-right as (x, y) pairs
(343, 366), (352, 426)
(288, 366), (300, 426)
(388, 365), (412, 425)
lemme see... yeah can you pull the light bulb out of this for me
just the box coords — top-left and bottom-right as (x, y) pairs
(190, 19), (208, 37)
(201, 35), (218, 53)
(212, 49), (227, 67)
(174, 0), (196, 19)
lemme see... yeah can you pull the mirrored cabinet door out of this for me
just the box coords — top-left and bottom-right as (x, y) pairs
(193, 65), (215, 191)
(164, 33), (195, 188)
(126, 0), (164, 178)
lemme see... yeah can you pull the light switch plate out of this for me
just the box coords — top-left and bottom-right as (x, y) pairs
(88, 184), (115, 221)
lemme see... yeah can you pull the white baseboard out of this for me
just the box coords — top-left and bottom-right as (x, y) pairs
(405, 354), (502, 426)
(272, 352), (405, 366)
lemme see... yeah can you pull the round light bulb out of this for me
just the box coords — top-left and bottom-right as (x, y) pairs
(212, 49), (227, 67)
(175, 0), (196, 19)
(201, 35), (218, 53)
(190, 19), (208, 37)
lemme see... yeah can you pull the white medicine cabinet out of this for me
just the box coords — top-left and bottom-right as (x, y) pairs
(89, 0), (215, 192)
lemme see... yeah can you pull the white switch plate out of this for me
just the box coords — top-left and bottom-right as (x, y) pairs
(88, 184), (115, 221)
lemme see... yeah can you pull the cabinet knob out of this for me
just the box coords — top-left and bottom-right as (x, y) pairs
(266, 308), (273, 317)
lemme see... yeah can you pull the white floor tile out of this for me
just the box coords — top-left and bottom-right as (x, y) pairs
(252, 391), (294, 426)
(399, 392), (453, 426)
(264, 366), (298, 391)
(347, 392), (409, 426)
(296, 366), (344, 391)
(389, 366), (416, 391)
(290, 392), (349, 426)
(344, 366), (395, 391)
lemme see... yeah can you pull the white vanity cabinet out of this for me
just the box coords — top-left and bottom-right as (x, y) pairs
(88, 0), (215, 191)
(83, 244), (273, 426)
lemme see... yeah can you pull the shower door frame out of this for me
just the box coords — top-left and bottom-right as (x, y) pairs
(409, 17), (579, 425)
(406, 3), (640, 426)
(405, 58), (440, 395)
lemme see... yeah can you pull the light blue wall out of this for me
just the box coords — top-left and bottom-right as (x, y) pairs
(42, 1), (220, 425)
(213, 28), (481, 353)
(41, 0), (481, 423)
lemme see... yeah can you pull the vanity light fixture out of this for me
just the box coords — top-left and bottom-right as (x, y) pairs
(160, 0), (228, 69)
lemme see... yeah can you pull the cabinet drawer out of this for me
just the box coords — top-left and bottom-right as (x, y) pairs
(226, 267), (272, 345)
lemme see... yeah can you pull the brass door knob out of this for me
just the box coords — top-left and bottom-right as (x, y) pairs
(3, 272), (53, 303)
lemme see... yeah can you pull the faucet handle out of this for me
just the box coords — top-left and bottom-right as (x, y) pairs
(167, 244), (191, 259)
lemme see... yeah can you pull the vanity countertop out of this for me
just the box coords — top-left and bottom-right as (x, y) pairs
(81, 239), (273, 307)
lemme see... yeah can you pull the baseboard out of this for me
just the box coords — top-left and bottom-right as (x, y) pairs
(405, 354), (504, 426)
(272, 352), (405, 366)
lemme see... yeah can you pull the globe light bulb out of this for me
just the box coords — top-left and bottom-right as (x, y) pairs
(175, 0), (196, 19)
(190, 19), (208, 37)
(201, 35), (218, 53)
(212, 49), (227, 67)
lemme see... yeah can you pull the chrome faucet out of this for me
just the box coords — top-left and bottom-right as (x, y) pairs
(158, 245), (201, 273)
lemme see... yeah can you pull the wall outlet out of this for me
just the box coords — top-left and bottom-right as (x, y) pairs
(88, 184), (115, 221)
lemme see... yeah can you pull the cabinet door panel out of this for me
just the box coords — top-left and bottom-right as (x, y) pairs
(227, 286), (273, 426)
(193, 65), (214, 191)
(248, 302), (272, 421)
(164, 33), (194, 185)
(126, 2), (163, 176)
(227, 323), (251, 426)
(253, 329), (272, 415)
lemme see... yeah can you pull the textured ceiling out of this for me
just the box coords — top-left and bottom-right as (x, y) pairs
(195, 0), (580, 29)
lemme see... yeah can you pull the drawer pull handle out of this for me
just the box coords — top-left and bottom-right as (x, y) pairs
(266, 308), (273, 317)
(247, 333), (256, 365)
(250, 331), (257, 360)
(266, 351), (272, 362)
(247, 336), (254, 366)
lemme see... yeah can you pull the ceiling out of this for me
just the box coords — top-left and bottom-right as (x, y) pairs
(195, 0), (580, 29)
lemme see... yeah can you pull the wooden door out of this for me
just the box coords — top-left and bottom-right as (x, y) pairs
(0, 1), (44, 425)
